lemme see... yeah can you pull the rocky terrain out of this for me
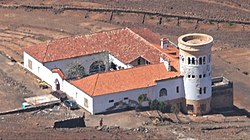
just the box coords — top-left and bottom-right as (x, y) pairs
(0, 0), (249, 139)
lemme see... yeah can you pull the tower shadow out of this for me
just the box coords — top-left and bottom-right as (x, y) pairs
(210, 105), (250, 118)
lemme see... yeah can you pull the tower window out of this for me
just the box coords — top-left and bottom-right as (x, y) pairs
(188, 57), (191, 64)
(176, 86), (179, 93)
(203, 74), (206, 77)
(192, 75), (195, 78)
(203, 56), (206, 64)
(208, 54), (211, 63)
(188, 75), (191, 78)
(199, 57), (202, 65)
(192, 57), (195, 65)
(204, 87), (207, 94)
(199, 87), (202, 94)
(187, 104), (194, 112)
(159, 88), (167, 97)
(199, 75), (202, 78)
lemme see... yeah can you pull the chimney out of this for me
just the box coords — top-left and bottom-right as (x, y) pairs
(160, 38), (169, 49)
(160, 57), (172, 72)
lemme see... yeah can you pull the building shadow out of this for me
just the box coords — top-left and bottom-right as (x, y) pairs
(210, 105), (250, 118)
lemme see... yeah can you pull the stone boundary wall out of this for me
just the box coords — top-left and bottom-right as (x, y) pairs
(0, 101), (60, 116)
(53, 116), (85, 128)
(0, 4), (250, 25)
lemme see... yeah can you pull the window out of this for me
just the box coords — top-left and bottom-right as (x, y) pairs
(199, 75), (202, 78)
(188, 57), (191, 64)
(187, 104), (194, 111)
(28, 59), (32, 69)
(138, 59), (141, 65)
(109, 100), (114, 103)
(159, 88), (167, 97)
(203, 56), (206, 64)
(203, 74), (206, 77)
(89, 60), (105, 74)
(192, 57), (195, 65)
(204, 87), (207, 94)
(199, 57), (202, 65)
(208, 54), (211, 63)
(181, 57), (184, 62)
(124, 97), (128, 100)
(192, 75), (195, 78)
(84, 98), (88, 108)
(188, 75), (191, 78)
(176, 86), (179, 93)
(199, 87), (202, 94)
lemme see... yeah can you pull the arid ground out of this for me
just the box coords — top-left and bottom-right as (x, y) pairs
(0, 0), (249, 139)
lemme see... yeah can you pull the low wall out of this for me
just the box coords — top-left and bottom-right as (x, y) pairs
(0, 101), (60, 116)
(53, 116), (85, 128)
(211, 77), (233, 109)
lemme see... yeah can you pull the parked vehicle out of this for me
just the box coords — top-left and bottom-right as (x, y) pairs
(39, 81), (49, 89)
(51, 90), (68, 102)
(22, 102), (31, 108)
(63, 99), (79, 110)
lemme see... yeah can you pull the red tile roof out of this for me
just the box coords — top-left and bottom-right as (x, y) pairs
(52, 68), (66, 80)
(70, 63), (180, 97)
(23, 28), (179, 69)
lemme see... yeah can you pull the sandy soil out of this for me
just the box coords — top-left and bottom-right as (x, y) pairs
(0, 0), (249, 139)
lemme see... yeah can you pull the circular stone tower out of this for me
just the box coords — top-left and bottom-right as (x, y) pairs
(178, 33), (213, 115)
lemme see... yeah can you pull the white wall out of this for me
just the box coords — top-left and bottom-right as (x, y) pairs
(108, 54), (130, 69)
(24, 52), (94, 114)
(154, 77), (185, 101)
(180, 63), (212, 100)
(92, 77), (185, 114)
(62, 80), (94, 114)
(93, 88), (148, 114)
(24, 52), (54, 86)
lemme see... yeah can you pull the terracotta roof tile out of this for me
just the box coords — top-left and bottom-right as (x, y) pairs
(70, 63), (180, 97)
(23, 28), (179, 67)
(52, 68), (66, 80)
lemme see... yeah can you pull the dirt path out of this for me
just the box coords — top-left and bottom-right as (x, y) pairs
(0, 54), (50, 111)
(196, 0), (250, 13)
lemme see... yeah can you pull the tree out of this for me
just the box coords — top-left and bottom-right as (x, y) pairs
(159, 101), (166, 112)
(171, 105), (181, 123)
(137, 94), (148, 111)
(67, 63), (86, 79)
(150, 99), (165, 122)
(150, 99), (159, 110)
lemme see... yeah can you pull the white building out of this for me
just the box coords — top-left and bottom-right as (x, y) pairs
(23, 28), (213, 115)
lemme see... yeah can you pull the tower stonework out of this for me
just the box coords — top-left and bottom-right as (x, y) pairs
(178, 33), (213, 115)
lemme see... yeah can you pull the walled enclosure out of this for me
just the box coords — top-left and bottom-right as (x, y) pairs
(211, 77), (234, 109)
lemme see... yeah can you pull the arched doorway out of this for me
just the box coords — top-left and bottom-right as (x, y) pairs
(55, 79), (60, 90)
(89, 60), (105, 74)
